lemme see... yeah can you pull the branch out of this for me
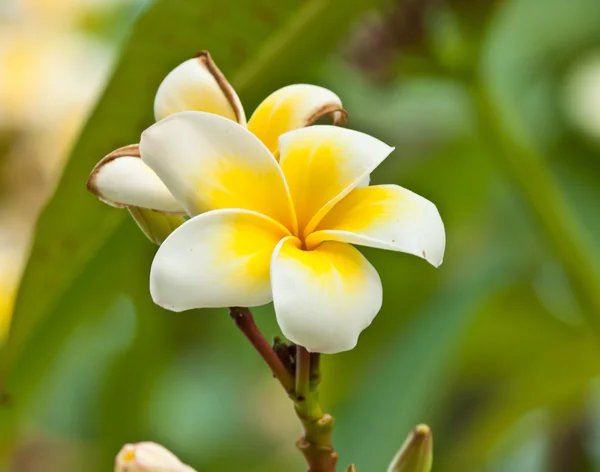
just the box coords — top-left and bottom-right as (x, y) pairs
(228, 309), (337, 471)
(228, 307), (294, 394)
(294, 347), (338, 472)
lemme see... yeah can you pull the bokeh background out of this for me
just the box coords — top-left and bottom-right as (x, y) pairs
(1, 0), (600, 471)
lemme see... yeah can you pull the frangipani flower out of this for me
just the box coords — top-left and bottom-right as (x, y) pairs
(139, 111), (445, 354)
(115, 442), (196, 472)
(87, 51), (346, 243)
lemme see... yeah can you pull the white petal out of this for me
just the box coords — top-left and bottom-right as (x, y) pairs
(278, 125), (394, 236)
(154, 52), (246, 124)
(140, 111), (296, 231)
(271, 238), (382, 354)
(307, 185), (445, 267)
(87, 147), (184, 214)
(150, 209), (289, 312)
(248, 84), (346, 154)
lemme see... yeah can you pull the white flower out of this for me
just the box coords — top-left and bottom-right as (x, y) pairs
(115, 442), (196, 472)
(86, 52), (445, 353)
(139, 112), (445, 354)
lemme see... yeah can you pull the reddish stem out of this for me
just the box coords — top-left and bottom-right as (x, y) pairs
(228, 307), (294, 394)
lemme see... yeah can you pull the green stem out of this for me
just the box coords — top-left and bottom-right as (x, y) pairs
(296, 345), (311, 399)
(229, 308), (337, 471)
(471, 79), (600, 336)
(294, 347), (338, 472)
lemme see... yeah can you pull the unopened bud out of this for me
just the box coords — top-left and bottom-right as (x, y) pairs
(154, 52), (245, 125)
(115, 442), (196, 472)
(387, 424), (433, 472)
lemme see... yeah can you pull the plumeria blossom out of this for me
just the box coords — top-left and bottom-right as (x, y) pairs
(87, 51), (346, 243)
(115, 442), (196, 472)
(139, 112), (445, 354)
(85, 52), (444, 353)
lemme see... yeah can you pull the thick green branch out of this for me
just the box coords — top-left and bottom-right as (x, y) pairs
(294, 347), (338, 472)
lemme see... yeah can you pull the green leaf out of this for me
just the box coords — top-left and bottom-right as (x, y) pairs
(439, 282), (600, 471)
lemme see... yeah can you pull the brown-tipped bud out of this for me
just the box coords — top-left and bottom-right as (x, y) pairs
(346, 465), (358, 472)
(387, 424), (433, 472)
(154, 52), (246, 125)
(115, 442), (196, 472)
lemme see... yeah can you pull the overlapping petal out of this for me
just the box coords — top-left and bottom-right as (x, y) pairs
(151, 209), (290, 311)
(271, 238), (382, 354)
(278, 126), (394, 236)
(140, 111), (297, 231)
(154, 51), (246, 124)
(248, 84), (346, 155)
(87, 145), (184, 213)
(307, 185), (445, 267)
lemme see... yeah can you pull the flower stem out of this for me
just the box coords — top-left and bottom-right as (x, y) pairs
(294, 346), (338, 472)
(228, 307), (294, 394)
(296, 345), (311, 399)
(228, 308), (337, 471)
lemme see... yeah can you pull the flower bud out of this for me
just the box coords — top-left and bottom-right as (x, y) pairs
(154, 51), (246, 125)
(115, 442), (196, 472)
(387, 424), (433, 472)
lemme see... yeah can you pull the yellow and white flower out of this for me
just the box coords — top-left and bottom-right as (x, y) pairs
(115, 442), (196, 472)
(87, 51), (346, 243)
(86, 51), (444, 353)
(139, 112), (445, 354)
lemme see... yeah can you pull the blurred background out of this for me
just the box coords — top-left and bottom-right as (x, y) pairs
(1, 0), (600, 471)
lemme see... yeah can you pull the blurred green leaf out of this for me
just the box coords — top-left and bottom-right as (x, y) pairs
(0, 221), (151, 459)
(334, 249), (515, 471)
(439, 281), (599, 471)
(481, 0), (600, 143)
